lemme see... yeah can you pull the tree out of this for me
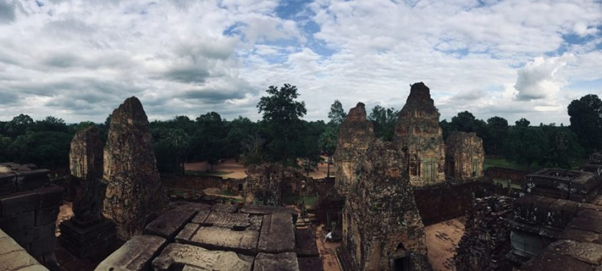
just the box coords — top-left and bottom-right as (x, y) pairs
(515, 118), (531, 127)
(4, 114), (34, 138)
(328, 100), (347, 126)
(318, 125), (338, 178)
(368, 105), (398, 141)
(224, 117), (258, 160)
(505, 126), (547, 169)
(485, 116), (509, 156)
(540, 124), (583, 169)
(451, 111), (477, 132)
(193, 112), (227, 170)
(34, 116), (68, 133)
(257, 84), (307, 165)
(568, 94), (602, 154)
(0, 135), (12, 162)
(153, 128), (190, 174)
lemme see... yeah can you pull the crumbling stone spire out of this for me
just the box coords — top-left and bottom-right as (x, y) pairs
(102, 97), (168, 240)
(333, 102), (374, 195)
(394, 82), (446, 187)
(69, 125), (104, 225)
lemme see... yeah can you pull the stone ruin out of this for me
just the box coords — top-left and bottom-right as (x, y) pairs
(580, 152), (602, 176)
(96, 202), (319, 271)
(59, 125), (117, 260)
(333, 102), (374, 195)
(244, 163), (306, 206)
(524, 169), (600, 203)
(445, 131), (485, 181)
(102, 97), (169, 240)
(394, 82), (445, 187)
(0, 163), (64, 268)
(455, 195), (514, 271)
(338, 140), (432, 271)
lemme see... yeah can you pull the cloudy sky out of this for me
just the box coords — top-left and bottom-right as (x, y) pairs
(0, 0), (601, 125)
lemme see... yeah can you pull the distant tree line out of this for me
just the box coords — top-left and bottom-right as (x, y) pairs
(0, 86), (600, 173)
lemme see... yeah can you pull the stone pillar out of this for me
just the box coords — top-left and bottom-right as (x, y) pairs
(59, 125), (117, 260)
(102, 97), (169, 240)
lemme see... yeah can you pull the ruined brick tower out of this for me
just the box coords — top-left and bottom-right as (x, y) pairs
(102, 97), (169, 240)
(333, 102), (374, 195)
(340, 140), (432, 271)
(445, 131), (485, 181)
(394, 82), (445, 187)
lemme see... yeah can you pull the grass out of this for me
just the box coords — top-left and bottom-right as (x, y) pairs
(282, 194), (318, 209)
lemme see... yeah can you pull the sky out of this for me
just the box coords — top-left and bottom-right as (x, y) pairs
(0, 0), (601, 125)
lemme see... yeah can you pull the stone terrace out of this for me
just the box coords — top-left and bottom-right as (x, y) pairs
(95, 202), (322, 271)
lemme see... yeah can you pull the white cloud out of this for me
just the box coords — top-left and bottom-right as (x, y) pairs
(513, 55), (572, 101)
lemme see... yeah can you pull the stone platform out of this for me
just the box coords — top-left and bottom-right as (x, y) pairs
(58, 219), (116, 261)
(96, 202), (324, 271)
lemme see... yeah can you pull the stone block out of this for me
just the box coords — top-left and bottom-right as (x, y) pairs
(253, 252), (300, 271)
(33, 224), (55, 241)
(189, 210), (211, 226)
(59, 219), (117, 260)
(0, 173), (17, 196)
(30, 236), (57, 256)
(204, 212), (250, 230)
(0, 235), (24, 255)
(16, 169), (50, 191)
(0, 250), (42, 271)
(175, 223), (200, 243)
(95, 235), (167, 271)
(36, 186), (64, 208)
(35, 205), (59, 226)
(188, 226), (259, 255)
(520, 250), (594, 271)
(0, 191), (39, 217)
(144, 208), (196, 239)
(152, 243), (253, 271)
(240, 205), (296, 216)
(211, 203), (238, 213)
(258, 213), (295, 253)
(0, 211), (35, 244)
(13, 265), (49, 271)
(297, 257), (324, 271)
(295, 228), (319, 257)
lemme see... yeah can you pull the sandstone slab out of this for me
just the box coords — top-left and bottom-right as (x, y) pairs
(95, 235), (166, 271)
(258, 213), (295, 253)
(253, 252), (300, 271)
(204, 212), (250, 230)
(144, 208), (197, 239)
(188, 226), (259, 255)
(152, 243), (253, 271)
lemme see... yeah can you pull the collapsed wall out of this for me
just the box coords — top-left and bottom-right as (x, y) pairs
(394, 82), (446, 187)
(340, 140), (432, 271)
(244, 163), (306, 206)
(102, 97), (169, 240)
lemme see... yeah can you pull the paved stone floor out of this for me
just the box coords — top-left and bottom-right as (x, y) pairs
(95, 202), (323, 271)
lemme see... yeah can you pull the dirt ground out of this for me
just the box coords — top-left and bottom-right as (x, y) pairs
(184, 158), (333, 179)
(425, 218), (465, 271)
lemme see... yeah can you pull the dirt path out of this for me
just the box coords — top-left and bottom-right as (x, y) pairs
(315, 224), (342, 271)
(425, 218), (465, 271)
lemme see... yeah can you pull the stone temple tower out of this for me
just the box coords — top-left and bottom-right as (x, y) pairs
(394, 82), (446, 187)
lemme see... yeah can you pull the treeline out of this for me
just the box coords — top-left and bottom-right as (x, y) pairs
(0, 85), (600, 173)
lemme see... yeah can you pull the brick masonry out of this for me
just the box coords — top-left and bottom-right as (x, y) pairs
(0, 163), (64, 269)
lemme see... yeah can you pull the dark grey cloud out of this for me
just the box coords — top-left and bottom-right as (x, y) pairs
(451, 89), (484, 101)
(0, 0), (15, 24)
(163, 66), (211, 84)
(182, 89), (247, 104)
(0, 91), (18, 104)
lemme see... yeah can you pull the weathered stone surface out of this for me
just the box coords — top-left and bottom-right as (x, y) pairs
(258, 213), (295, 253)
(144, 208), (197, 239)
(191, 210), (211, 224)
(69, 125), (105, 225)
(519, 250), (595, 271)
(524, 169), (600, 203)
(339, 140), (432, 271)
(211, 203), (238, 213)
(297, 257), (323, 271)
(254, 252), (300, 271)
(16, 169), (50, 191)
(239, 205), (296, 216)
(455, 196), (513, 271)
(295, 228), (319, 257)
(445, 131), (485, 181)
(333, 102), (374, 195)
(244, 164), (305, 206)
(393, 82), (445, 187)
(204, 212), (250, 230)
(102, 97), (169, 240)
(95, 235), (167, 271)
(175, 223), (200, 243)
(0, 229), (48, 271)
(188, 226), (259, 255)
(152, 243), (253, 271)
(0, 191), (38, 217)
